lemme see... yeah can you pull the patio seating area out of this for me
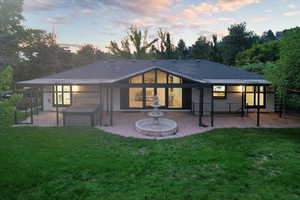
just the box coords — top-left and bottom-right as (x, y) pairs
(17, 111), (300, 139)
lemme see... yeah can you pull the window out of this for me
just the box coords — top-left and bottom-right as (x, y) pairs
(157, 70), (167, 83)
(129, 88), (143, 108)
(168, 74), (181, 84)
(245, 86), (265, 108)
(144, 70), (156, 83)
(53, 85), (72, 106)
(127, 70), (183, 109)
(129, 75), (142, 84)
(168, 88), (182, 108)
(213, 85), (226, 99)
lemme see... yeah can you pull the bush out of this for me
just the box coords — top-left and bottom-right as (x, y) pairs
(286, 95), (300, 112)
(0, 94), (22, 128)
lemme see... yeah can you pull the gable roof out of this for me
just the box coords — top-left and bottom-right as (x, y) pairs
(17, 59), (270, 86)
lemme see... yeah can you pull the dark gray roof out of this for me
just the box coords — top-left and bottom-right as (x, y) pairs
(17, 59), (270, 85)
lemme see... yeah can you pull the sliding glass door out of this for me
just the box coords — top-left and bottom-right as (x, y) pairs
(129, 87), (182, 109)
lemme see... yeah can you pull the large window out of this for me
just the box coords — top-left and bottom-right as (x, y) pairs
(53, 85), (72, 106)
(213, 85), (226, 99)
(168, 88), (182, 108)
(129, 88), (143, 108)
(128, 69), (183, 109)
(245, 86), (265, 108)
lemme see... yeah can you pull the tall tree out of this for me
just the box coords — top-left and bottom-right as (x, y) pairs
(221, 22), (258, 65)
(275, 28), (300, 90)
(107, 38), (131, 59)
(176, 39), (188, 59)
(209, 34), (222, 62)
(261, 30), (277, 43)
(128, 26), (158, 59)
(74, 44), (105, 66)
(156, 29), (175, 59)
(0, 0), (24, 69)
(15, 29), (74, 81)
(189, 36), (211, 59)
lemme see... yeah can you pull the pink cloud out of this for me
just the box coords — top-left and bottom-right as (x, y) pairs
(250, 17), (269, 23)
(284, 10), (300, 16)
(217, 0), (260, 12)
(182, 0), (260, 19)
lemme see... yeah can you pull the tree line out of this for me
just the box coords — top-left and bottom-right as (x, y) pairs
(1, 0), (300, 95)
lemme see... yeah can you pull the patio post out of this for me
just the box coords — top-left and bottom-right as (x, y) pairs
(198, 87), (204, 127)
(211, 86), (214, 127)
(106, 87), (109, 112)
(99, 85), (102, 126)
(55, 84), (59, 126)
(30, 88), (33, 124)
(110, 87), (113, 126)
(256, 86), (260, 127)
(241, 85), (245, 117)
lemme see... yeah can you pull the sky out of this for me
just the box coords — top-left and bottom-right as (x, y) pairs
(22, 0), (300, 51)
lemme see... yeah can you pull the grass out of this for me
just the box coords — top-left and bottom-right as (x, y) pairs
(0, 127), (300, 200)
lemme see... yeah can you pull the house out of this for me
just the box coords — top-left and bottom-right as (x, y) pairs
(16, 59), (275, 127)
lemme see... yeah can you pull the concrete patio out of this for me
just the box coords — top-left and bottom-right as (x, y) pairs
(17, 111), (300, 139)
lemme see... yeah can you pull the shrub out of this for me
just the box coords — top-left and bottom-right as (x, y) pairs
(0, 94), (22, 128)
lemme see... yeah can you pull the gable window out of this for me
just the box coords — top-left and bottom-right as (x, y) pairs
(213, 85), (226, 99)
(129, 75), (142, 84)
(127, 69), (184, 109)
(144, 70), (156, 83)
(53, 85), (72, 106)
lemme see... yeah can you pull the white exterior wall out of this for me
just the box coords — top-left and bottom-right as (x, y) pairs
(192, 86), (275, 115)
(43, 85), (120, 111)
(43, 85), (274, 113)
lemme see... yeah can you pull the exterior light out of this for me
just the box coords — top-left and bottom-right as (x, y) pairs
(72, 85), (79, 92)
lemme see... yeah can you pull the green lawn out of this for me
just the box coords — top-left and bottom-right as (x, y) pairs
(1, 127), (300, 200)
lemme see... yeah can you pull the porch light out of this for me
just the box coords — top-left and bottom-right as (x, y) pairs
(239, 86), (243, 92)
(72, 85), (79, 92)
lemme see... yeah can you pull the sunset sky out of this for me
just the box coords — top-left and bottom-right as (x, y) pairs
(23, 0), (300, 51)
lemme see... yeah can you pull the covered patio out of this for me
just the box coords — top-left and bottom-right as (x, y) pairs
(17, 111), (300, 139)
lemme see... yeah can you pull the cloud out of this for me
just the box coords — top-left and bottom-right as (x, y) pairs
(287, 4), (296, 9)
(47, 16), (68, 24)
(217, 0), (260, 12)
(284, 10), (300, 16)
(24, 0), (173, 15)
(264, 9), (272, 13)
(78, 9), (93, 15)
(182, 0), (260, 19)
(250, 17), (269, 22)
(183, 3), (219, 19)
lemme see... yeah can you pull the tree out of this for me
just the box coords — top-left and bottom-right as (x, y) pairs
(189, 36), (211, 59)
(176, 39), (188, 59)
(107, 38), (131, 59)
(238, 62), (275, 75)
(209, 34), (222, 62)
(156, 29), (176, 59)
(221, 22), (258, 65)
(0, 65), (13, 94)
(128, 26), (158, 59)
(74, 44), (105, 66)
(0, 0), (24, 68)
(14, 29), (76, 81)
(261, 30), (277, 43)
(236, 40), (280, 66)
(275, 28), (300, 90)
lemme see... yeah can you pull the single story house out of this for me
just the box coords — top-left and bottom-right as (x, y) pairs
(16, 59), (276, 127)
